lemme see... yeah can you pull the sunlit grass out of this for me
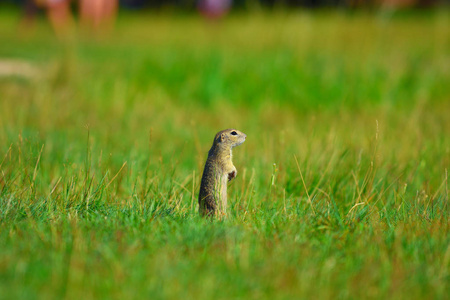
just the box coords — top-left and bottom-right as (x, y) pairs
(0, 7), (449, 299)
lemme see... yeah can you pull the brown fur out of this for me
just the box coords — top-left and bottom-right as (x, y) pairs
(198, 129), (246, 217)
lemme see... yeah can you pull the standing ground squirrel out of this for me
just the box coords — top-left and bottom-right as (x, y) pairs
(198, 129), (247, 217)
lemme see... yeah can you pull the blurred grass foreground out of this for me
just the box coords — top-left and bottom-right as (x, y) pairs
(0, 4), (449, 300)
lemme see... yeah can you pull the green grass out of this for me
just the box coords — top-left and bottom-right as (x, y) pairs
(0, 7), (449, 299)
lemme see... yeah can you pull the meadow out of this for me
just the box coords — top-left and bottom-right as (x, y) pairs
(0, 6), (449, 299)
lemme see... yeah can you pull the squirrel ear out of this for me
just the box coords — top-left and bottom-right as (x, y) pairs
(219, 133), (225, 142)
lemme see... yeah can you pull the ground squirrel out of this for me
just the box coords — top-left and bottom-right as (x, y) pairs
(198, 129), (247, 217)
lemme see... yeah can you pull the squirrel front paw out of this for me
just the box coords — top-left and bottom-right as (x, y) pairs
(228, 170), (236, 181)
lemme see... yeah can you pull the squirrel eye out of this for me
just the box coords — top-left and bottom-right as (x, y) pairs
(231, 131), (237, 136)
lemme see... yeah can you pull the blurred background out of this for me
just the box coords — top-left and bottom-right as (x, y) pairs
(2, 0), (448, 37)
(0, 0), (449, 175)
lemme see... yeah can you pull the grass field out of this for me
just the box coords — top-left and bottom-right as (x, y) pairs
(0, 6), (449, 299)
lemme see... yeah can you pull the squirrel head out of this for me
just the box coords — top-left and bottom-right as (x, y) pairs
(213, 129), (247, 149)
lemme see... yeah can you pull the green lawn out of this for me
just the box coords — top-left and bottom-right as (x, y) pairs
(0, 7), (449, 299)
